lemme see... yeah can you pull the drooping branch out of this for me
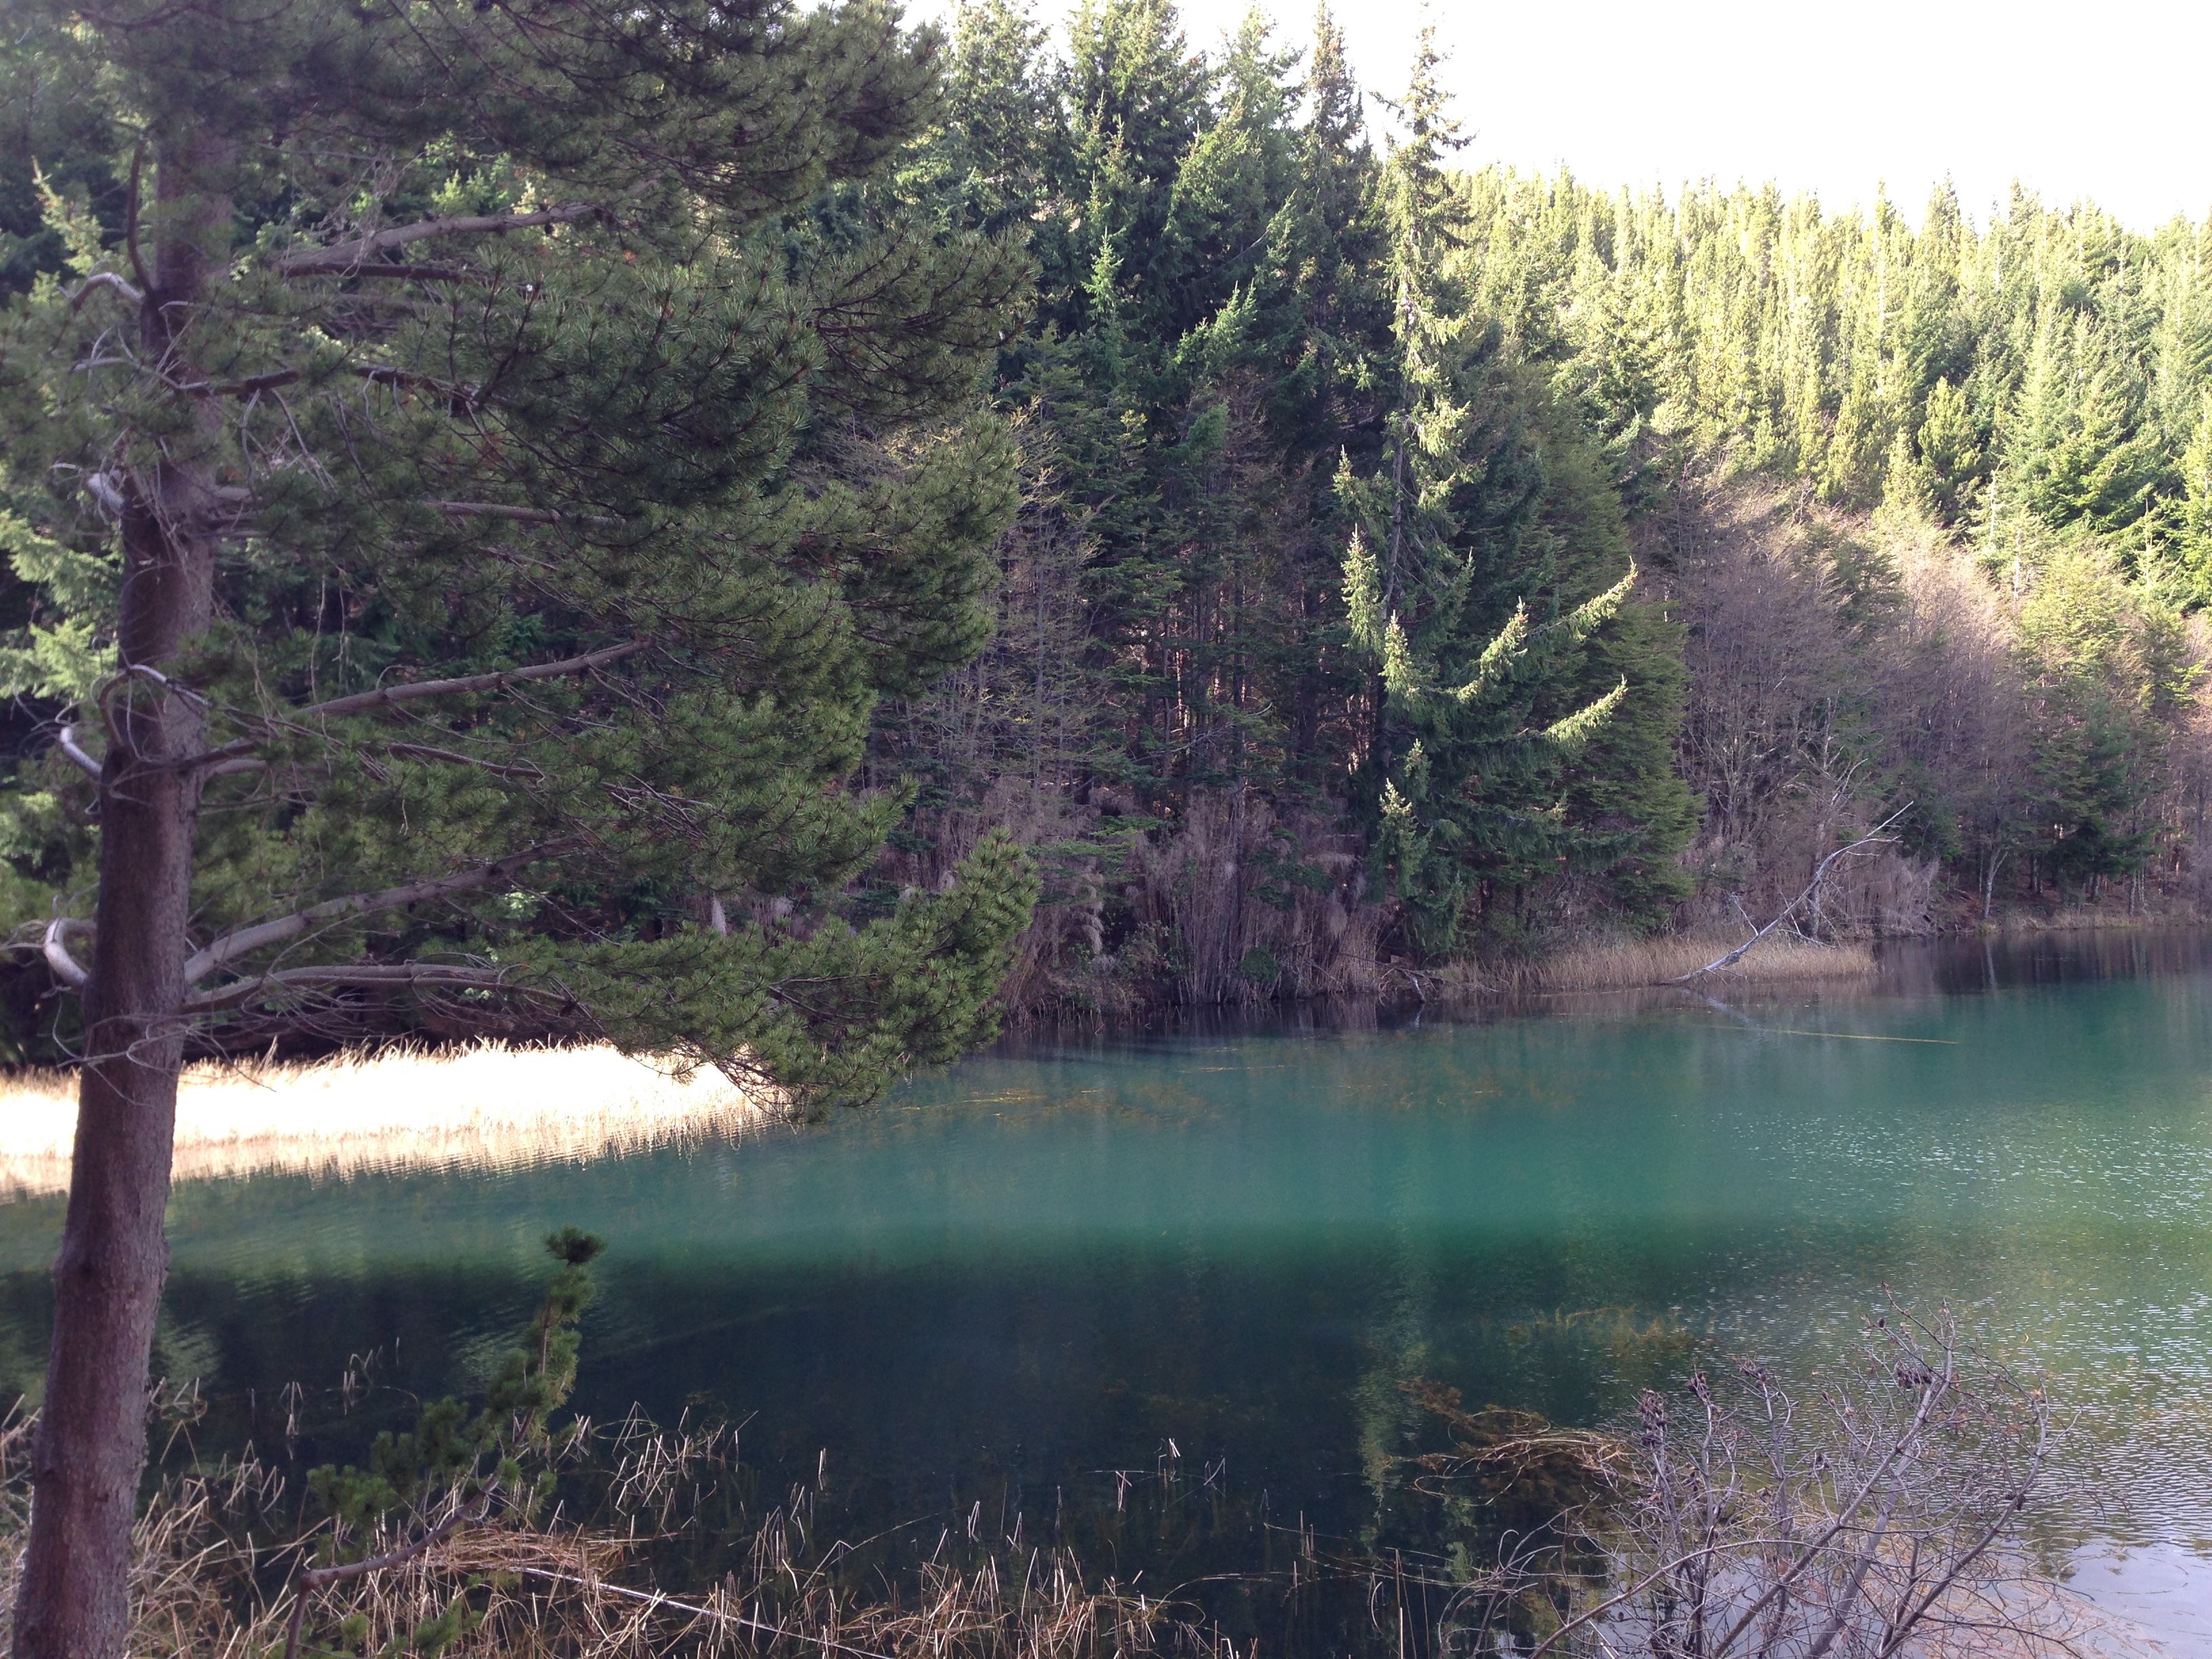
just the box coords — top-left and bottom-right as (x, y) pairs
(304, 262), (474, 283)
(182, 365), (483, 407)
(381, 743), (544, 779)
(43, 918), (91, 991)
(273, 201), (608, 276)
(184, 844), (567, 983)
(184, 962), (512, 1017)
(285, 642), (644, 722)
(66, 270), (144, 311)
(1671, 807), (1911, 983)
(430, 499), (621, 527)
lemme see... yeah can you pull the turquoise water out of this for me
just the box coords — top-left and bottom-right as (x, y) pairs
(3, 933), (2211, 1641)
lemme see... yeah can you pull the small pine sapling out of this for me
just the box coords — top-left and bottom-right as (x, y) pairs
(283, 1229), (609, 1659)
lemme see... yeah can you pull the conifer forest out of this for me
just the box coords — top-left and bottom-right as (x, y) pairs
(876, 1), (2212, 1014)
(9, 0), (2212, 1045)
(6, 1), (2212, 1655)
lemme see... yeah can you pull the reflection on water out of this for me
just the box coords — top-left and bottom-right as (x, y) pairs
(3, 931), (2212, 1647)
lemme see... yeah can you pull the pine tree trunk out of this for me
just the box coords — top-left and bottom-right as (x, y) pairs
(14, 127), (226, 1659)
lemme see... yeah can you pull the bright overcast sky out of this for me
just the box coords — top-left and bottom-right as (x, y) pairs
(916, 0), (2212, 232)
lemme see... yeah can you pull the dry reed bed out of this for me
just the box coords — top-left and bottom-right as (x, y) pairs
(1485, 930), (1877, 996)
(0, 1410), (1219, 1659)
(0, 1042), (770, 1195)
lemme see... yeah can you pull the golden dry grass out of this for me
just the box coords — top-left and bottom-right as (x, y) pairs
(0, 1408), (1209, 1659)
(0, 1042), (771, 1195)
(1491, 930), (1878, 996)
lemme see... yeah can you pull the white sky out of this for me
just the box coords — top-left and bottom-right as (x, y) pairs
(918, 0), (2212, 232)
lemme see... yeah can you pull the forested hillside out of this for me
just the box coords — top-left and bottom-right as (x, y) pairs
(5, 0), (2211, 1036)
(856, 0), (2212, 1012)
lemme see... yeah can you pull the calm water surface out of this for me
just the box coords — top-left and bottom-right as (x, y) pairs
(3, 932), (2212, 1643)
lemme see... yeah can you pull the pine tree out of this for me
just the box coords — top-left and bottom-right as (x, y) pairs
(922, 0), (1069, 237)
(0, 2), (1037, 1647)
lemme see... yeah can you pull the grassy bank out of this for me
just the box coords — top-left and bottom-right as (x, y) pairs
(0, 1042), (769, 1195)
(1475, 930), (1878, 998)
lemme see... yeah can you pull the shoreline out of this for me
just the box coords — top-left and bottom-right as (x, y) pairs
(3, 918), (2203, 1193)
(0, 1042), (771, 1197)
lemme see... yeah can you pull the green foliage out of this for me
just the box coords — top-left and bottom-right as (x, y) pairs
(867, 6), (1697, 974)
(1453, 176), (2212, 586)
(2013, 548), (2193, 889)
(310, 1230), (602, 1541)
(0, 0), (1038, 1091)
(302, 1230), (605, 1654)
(17, 0), (2211, 1027)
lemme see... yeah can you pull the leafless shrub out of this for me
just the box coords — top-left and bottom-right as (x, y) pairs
(1654, 480), (2013, 936)
(1436, 1307), (2083, 1659)
(1125, 794), (1381, 1008)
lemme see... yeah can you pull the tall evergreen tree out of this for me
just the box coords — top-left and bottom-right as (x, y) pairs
(0, 2), (1036, 1648)
(1335, 33), (1631, 954)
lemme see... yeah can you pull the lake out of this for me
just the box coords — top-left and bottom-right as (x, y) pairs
(3, 930), (2211, 1648)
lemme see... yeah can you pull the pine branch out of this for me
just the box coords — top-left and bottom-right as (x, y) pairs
(306, 263), (474, 283)
(381, 742), (544, 779)
(430, 499), (621, 527)
(286, 642), (643, 720)
(181, 365), (483, 407)
(191, 642), (645, 769)
(273, 201), (608, 275)
(184, 962), (512, 1017)
(184, 844), (567, 983)
(280, 1507), (478, 1659)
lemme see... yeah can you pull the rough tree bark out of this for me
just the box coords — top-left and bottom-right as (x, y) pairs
(15, 127), (229, 1659)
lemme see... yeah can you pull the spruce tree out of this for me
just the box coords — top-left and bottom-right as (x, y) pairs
(0, 2), (1036, 1650)
(1336, 31), (1630, 954)
(2174, 394), (2212, 605)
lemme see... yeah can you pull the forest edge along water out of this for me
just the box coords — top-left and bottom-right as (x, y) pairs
(2, 931), (2212, 1653)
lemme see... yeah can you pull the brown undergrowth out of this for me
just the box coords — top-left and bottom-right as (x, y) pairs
(0, 1406), (1223, 1659)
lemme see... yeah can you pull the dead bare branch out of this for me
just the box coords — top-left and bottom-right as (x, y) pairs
(182, 963), (513, 1017)
(1673, 806), (1912, 983)
(57, 724), (103, 781)
(43, 918), (91, 991)
(66, 271), (144, 311)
